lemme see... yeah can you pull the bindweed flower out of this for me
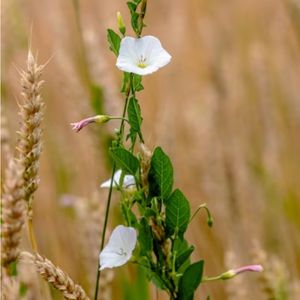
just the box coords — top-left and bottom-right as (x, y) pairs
(116, 35), (172, 75)
(70, 115), (110, 132)
(100, 169), (136, 189)
(99, 225), (137, 270)
(220, 264), (263, 280)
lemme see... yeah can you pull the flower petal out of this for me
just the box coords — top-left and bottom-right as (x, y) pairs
(100, 170), (135, 189)
(116, 35), (171, 76)
(99, 225), (137, 270)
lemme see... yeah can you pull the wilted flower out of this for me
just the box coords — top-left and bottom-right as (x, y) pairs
(100, 169), (135, 189)
(220, 264), (263, 280)
(116, 35), (172, 75)
(70, 115), (110, 132)
(99, 225), (137, 270)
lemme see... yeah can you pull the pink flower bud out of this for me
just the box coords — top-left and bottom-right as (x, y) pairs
(221, 264), (263, 280)
(70, 115), (110, 132)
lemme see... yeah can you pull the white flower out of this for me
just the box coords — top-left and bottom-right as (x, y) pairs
(116, 35), (172, 75)
(99, 225), (137, 270)
(100, 169), (135, 189)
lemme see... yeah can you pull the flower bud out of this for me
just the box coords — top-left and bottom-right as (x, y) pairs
(117, 12), (126, 35)
(94, 115), (110, 124)
(71, 115), (110, 132)
(220, 264), (263, 280)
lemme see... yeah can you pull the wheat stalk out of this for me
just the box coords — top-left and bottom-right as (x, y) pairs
(1, 158), (26, 268)
(21, 251), (90, 300)
(17, 50), (45, 218)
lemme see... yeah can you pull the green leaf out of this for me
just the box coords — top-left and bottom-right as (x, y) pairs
(176, 245), (194, 271)
(146, 270), (168, 290)
(131, 12), (140, 35)
(166, 189), (190, 238)
(127, 1), (137, 14)
(178, 261), (204, 299)
(107, 29), (121, 55)
(128, 97), (143, 142)
(109, 147), (139, 175)
(133, 75), (144, 92)
(138, 217), (153, 255)
(148, 147), (173, 201)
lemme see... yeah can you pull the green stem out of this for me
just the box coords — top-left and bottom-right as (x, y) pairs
(93, 89), (130, 300)
(109, 116), (130, 124)
(189, 203), (213, 227)
(201, 275), (222, 283)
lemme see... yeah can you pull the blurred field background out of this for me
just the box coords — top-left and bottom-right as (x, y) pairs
(2, 0), (300, 299)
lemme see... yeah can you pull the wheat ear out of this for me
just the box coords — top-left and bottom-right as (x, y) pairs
(1, 158), (26, 268)
(21, 251), (90, 300)
(17, 50), (45, 217)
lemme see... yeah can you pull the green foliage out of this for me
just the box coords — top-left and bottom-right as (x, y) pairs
(166, 189), (191, 238)
(176, 245), (195, 271)
(132, 75), (144, 92)
(148, 147), (174, 201)
(128, 96), (143, 143)
(138, 217), (153, 255)
(147, 269), (168, 291)
(109, 147), (139, 175)
(178, 261), (204, 299)
(107, 29), (121, 55)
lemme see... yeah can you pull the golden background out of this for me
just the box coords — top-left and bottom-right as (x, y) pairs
(2, 0), (300, 299)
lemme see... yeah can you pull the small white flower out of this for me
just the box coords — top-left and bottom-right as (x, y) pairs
(100, 169), (135, 189)
(116, 35), (172, 75)
(99, 225), (137, 270)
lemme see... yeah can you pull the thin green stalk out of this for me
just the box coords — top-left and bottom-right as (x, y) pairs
(93, 92), (130, 300)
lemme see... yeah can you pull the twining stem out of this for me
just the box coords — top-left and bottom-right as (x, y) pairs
(93, 93), (130, 300)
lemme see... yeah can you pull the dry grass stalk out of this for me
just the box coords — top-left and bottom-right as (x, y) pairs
(21, 251), (90, 300)
(1, 158), (25, 267)
(17, 50), (45, 218)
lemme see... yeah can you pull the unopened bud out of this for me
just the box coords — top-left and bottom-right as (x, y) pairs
(117, 12), (126, 35)
(220, 264), (263, 280)
(94, 115), (110, 124)
(71, 115), (110, 132)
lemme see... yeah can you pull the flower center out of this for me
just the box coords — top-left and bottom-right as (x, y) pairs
(115, 248), (127, 256)
(137, 55), (147, 68)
